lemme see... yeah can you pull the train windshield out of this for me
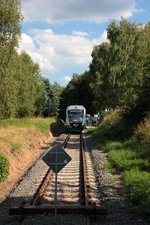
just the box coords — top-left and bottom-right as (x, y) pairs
(68, 110), (83, 123)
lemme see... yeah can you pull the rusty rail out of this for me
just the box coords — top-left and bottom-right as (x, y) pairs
(9, 133), (107, 218)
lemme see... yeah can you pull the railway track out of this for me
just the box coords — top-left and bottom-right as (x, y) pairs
(9, 133), (107, 224)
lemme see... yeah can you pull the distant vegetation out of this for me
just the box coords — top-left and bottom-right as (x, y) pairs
(0, 0), (63, 120)
(59, 20), (150, 122)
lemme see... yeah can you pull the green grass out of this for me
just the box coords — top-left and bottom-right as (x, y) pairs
(123, 169), (150, 216)
(135, 118), (150, 159)
(103, 161), (116, 173)
(108, 149), (150, 172)
(0, 153), (9, 182)
(91, 109), (150, 218)
(105, 141), (124, 152)
(11, 143), (22, 152)
(0, 117), (56, 133)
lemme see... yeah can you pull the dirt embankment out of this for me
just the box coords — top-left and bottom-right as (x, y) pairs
(0, 126), (55, 201)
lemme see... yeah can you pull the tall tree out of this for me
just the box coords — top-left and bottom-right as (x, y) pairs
(0, 0), (22, 118)
(59, 72), (95, 119)
(43, 78), (60, 117)
(107, 19), (143, 107)
(0, 0), (22, 74)
(89, 42), (111, 110)
(16, 52), (46, 117)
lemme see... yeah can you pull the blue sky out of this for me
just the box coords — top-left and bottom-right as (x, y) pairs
(20, 0), (150, 86)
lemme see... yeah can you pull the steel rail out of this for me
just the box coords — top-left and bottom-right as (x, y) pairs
(9, 133), (107, 220)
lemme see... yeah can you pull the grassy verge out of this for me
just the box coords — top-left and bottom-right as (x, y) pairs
(91, 109), (150, 218)
(0, 117), (64, 183)
(0, 117), (56, 133)
(0, 153), (9, 182)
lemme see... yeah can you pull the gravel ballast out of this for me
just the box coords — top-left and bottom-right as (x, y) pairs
(0, 133), (149, 225)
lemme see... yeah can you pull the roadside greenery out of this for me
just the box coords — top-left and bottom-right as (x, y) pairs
(0, 153), (9, 182)
(0, 117), (65, 183)
(0, 117), (56, 133)
(91, 109), (150, 218)
(123, 169), (150, 216)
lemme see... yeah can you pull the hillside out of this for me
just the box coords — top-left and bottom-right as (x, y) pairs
(0, 118), (64, 201)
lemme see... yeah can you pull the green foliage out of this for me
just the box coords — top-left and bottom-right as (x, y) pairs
(0, 1), (56, 120)
(53, 82), (64, 97)
(135, 118), (150, 159)
(16, 52), (46, 117)
(123, 169), (150, 216)
(11, 143), (22, 152)
(0, 117), (56, 133)
(59, 72), (95, 119)
(103, 161), (116, 173)
(108, 149), (149, 172)
(31, 118), (56, 133)
(60, 20), (150, 123)
(91, 109), (128, 146)
(91, 108), (150, 217)
(0, 153), (9, 182)
(0, 0), (22, 72)
(105, 141), (124, 152)
(43, 78), (60, 117)
(0, 1), (22, 119)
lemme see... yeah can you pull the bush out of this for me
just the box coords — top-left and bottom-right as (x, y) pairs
(91, 109), (133, 147)
(123, 169), (150, 216)
(135, 118), (150, 159)
(0, 153), (9, 182)
(108, 149), (138, 171)
(105, 141), (124, 152)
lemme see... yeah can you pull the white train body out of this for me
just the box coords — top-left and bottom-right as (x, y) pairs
(66, 105), (86, 132)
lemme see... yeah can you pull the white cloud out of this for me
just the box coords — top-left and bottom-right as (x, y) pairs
(22, 0), (138, 23)
(64, 76), (72, 83)
(19, 29), (108, 74)
(72, 31), (88, 37)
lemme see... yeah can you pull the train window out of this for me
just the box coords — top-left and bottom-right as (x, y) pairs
(68, 110), (83, 122)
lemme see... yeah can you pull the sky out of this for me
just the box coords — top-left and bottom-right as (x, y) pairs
(20, 0), (150, 86)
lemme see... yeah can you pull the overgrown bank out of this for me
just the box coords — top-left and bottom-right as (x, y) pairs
(91, 109), (150, 219)
(0, 117), (65, 200)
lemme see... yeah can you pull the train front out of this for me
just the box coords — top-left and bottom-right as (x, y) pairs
(66, 107), (86, 133)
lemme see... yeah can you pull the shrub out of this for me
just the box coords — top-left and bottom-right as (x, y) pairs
(134, 117), (150, 159)
(0, 153), (9, 182)
(123, 169), (150, 216)
(108, 149), (140, 172)
(105, 141), (124, 152)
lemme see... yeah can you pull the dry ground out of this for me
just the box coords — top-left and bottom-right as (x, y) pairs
(0, 126), (55, 201)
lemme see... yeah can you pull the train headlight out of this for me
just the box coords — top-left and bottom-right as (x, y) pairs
(73, 123), (78, 127)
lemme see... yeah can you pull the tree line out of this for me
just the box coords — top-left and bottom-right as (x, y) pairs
(1, 0), (149, 123)
(0, 0), (62, 119)
(59, 19), (150, 123)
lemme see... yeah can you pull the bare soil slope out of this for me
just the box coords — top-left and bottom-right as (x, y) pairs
(0, 126), (55, 201)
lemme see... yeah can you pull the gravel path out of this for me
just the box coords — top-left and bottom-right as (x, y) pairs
(0, 133), (149, 225)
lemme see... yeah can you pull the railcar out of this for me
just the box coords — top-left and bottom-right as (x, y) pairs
(66, 105), (86, 133)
